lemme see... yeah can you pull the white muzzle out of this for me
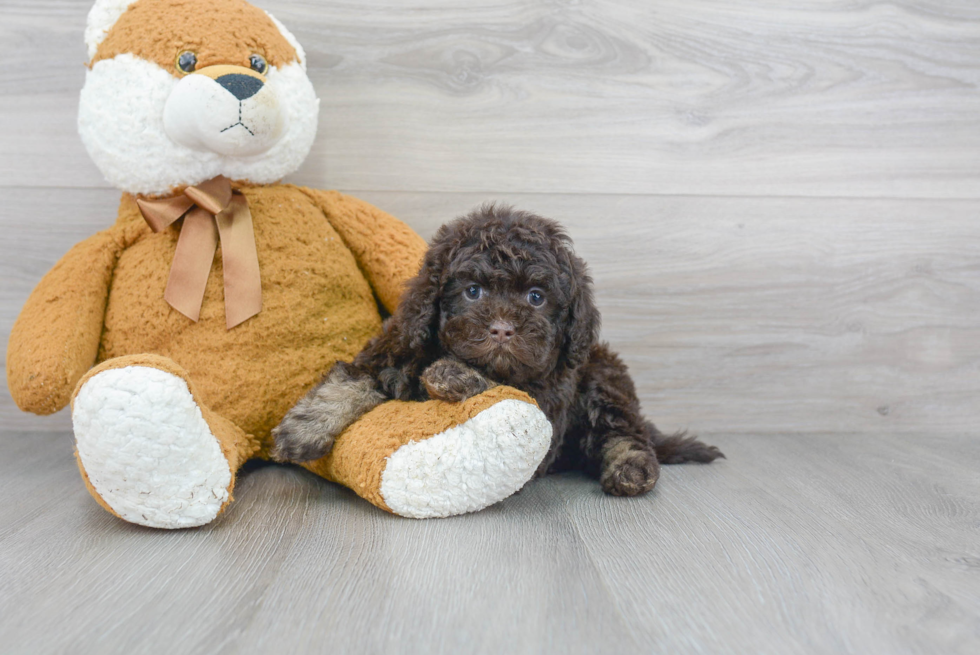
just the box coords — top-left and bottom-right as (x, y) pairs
(163, 69), (287, 157)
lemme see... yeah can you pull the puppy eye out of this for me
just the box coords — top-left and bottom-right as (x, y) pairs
(249, 54), (268, 75)
(176, 51), (197, 74)
(527, 288), (546, 307)
(464, 284), (483, 301)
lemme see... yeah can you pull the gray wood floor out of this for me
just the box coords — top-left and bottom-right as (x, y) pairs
(2, 1), (979, 653)
(2, 429), (978, 654)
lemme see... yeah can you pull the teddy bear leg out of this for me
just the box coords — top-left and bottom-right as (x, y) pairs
(302, 386), (553, 518)
(71, 354), (259, 529)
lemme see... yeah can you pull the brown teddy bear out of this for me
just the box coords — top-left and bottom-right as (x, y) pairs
(6, 0), (551, 529)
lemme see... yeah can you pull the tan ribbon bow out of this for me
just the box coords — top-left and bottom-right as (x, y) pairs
(136, 176), (262, 329)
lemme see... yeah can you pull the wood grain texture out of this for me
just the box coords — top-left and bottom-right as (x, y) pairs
(4, 189), (978, 435)
(0, 430), (977, 654)
(2, 0), (979, 653)
(1, 0), (979, 196)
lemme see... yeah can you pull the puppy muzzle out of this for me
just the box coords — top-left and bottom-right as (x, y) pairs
(163, 64), (287, 157)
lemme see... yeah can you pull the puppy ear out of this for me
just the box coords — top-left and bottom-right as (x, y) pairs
(562, 254), (601, 370)
(351, 230), (452, 378)
(394, 234), (451, 353)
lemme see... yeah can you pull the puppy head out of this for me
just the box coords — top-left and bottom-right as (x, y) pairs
(79, 0), (318, 195)
(400, 204), (601, 383)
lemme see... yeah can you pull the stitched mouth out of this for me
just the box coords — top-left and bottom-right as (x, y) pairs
(220, 101), (255, 136)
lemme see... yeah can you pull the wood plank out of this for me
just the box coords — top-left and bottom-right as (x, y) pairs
(2, 2), (978, 654)
(562, 431), (980, 655)
(229, 478), (642, 655)
(358, 191), (980, 436)
(5, 188), (978, 436)
(1, 430), (976, 653)
(1, 1), (979, 197)
(0, 429), (640, 654)
(0, 187), (117, 433)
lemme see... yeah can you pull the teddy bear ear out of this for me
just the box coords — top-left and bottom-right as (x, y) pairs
(85, 0), (139, 62)
(263, 10), (307, 70)
(84, 1), (307, 71)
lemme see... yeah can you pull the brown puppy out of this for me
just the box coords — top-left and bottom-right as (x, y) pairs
(274, 204), (723, 496)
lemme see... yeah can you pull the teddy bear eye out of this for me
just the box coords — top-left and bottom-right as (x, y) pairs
(176, 51), (197, 74)
(464, 284), (483, 301)
(249, 54), (268, 75)
(527, 288), (546, 307)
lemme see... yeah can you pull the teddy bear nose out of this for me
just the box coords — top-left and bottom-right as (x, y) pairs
(215, 74), (264, 100)
(489, 320), (516, 343)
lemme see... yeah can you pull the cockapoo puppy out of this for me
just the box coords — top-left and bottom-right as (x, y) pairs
(273, 205), (723, 496)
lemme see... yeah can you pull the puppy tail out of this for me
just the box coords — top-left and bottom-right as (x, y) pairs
(646, 422), (725, 464)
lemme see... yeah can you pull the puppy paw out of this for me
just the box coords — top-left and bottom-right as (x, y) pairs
(272, 363), (385, 463)
(272, 407), (337, 463)
(600, 441), (660, 497)
(422, 358), (494, 402)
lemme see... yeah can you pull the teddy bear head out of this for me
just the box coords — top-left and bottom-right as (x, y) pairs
(80, 0), (319, 196)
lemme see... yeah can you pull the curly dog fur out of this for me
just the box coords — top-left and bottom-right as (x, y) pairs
(274, 204), (723, 496)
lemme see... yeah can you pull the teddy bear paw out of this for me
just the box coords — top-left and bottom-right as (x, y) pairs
(379, 398), (553, 518)
(72, 365), (233, 529)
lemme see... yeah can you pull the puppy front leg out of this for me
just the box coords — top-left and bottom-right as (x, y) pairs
(598, 425), (725, 494)
(577, 349), (661, 497)
(272, 362), (386, 463)
(421, 358), (497, 402)
(598, 435), (661, 497)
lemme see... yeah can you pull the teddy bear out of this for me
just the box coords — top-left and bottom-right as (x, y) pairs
(5, 0), (552, 529)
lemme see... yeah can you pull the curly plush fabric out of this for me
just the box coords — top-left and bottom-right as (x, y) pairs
(90, 0), (299, 70)
(73, 360), (236, 528)
(9, 0), (554, 527)
(8, 185), (422, 443)
(303, 387), (550, 515)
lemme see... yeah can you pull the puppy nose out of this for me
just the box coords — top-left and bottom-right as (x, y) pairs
(489, 320), (516, 343)
(216, 74), (264, 100)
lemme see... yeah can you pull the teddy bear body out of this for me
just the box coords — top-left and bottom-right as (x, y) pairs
(100, 186), (382, 441)
(7, 0), (554, 529)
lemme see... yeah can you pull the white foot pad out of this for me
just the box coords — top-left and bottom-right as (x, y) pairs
(73, 366), (232, 529)
(380, 399), (553, 518)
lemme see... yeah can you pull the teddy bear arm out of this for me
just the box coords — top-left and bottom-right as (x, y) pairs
(302, 386), (554, 518)
(299, 188), (427, 314)
(7, 229), (123, 415)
